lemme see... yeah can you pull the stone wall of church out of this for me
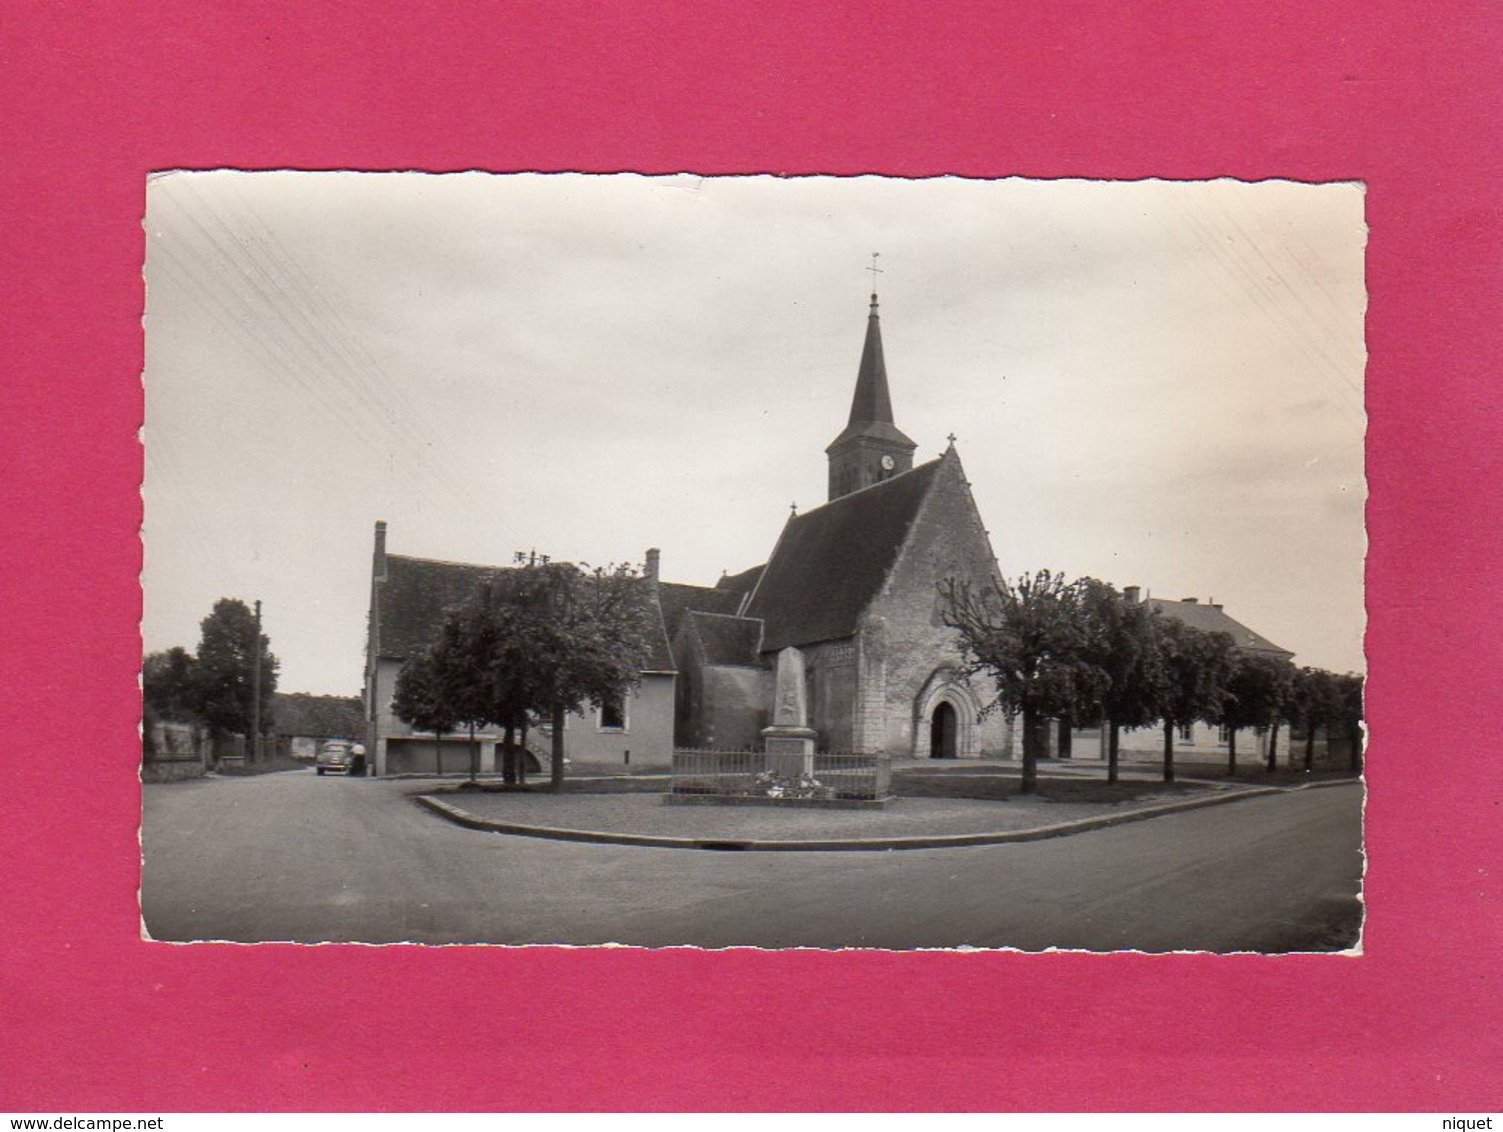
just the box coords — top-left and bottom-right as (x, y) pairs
(672, 623), (772, 750)
(857, 456), (1013, 757)
(803, 638), (859, 752)
(685, 665), (771, 751)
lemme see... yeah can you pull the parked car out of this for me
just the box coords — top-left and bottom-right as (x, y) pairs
(315, 740), (355, 775)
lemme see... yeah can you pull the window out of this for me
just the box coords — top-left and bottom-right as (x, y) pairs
(598, 693), (627, 732)
(1218, 724), (1232, 744)
(1177, 722), (1194, 743)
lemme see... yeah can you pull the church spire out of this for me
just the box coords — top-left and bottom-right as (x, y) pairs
(847, 291), (896, 428)
(825, 270), (918, 501)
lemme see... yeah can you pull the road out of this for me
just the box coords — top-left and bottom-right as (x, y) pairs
(141, 770), (1363, 951)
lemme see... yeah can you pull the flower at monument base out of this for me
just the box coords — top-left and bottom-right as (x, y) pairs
(746, 769), (833, 800)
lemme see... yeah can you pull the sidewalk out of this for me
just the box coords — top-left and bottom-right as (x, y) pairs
(412, 772), (1357, 851)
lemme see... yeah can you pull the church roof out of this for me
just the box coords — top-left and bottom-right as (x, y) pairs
(715, 564), (764, 599)
(657, 581), (743, 637)
(1146, 597), (1293, 658)
(684, 611), (765, 667)
(825, 294), (916, 452)
(745, 456), (945, 651)
(375, 553), (676, 671)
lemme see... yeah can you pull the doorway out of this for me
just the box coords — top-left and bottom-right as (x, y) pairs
(930, 701), (958, 758)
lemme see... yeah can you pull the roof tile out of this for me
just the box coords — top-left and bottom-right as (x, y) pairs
(376, 554), (675, 670)
(745, 458), (942, 650)
(1147, 598), (1293, 657)
(687, 611), (765, 666)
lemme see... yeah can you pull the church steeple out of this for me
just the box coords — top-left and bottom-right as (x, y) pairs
(825, 286), (917, 501)
(848, 291), (896, 426)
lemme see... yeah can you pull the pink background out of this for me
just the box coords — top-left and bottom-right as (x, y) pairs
(3, 2), (1500, 1112)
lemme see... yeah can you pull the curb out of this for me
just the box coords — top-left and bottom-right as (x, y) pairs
(415, 778), (1360, 852)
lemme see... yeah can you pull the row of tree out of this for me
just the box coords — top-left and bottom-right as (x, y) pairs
(143, 597), (279, 746)
(940, 571), (1364, 794)
(391, 561), (655, 787)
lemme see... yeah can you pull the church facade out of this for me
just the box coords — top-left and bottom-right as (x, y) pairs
(362, 290), (1013, 770)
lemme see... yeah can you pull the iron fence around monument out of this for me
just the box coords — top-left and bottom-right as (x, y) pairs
(670, 749), (892, 801)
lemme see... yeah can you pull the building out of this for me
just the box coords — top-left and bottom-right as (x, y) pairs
(362, 529), (678, 776)
(666, 291), (1010, 757)
(271, 692), (364, 760)
(1073, 590), (1295, 761)
(361, 289), (1013, 772)
(361, 287), (1308, 773)
(666, 442), (1011, 756)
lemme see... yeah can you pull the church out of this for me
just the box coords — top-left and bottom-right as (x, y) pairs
(362, 289), (1012, 774)
(661, 290), (1010, 759)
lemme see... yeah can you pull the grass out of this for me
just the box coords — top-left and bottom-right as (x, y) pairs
(892, 767), (1202, 805)
(440, 764), (1223, 804)
(1159, 759), (1360, 788)
(425, 753), (1360, 803)
(439, 773), (662, 795)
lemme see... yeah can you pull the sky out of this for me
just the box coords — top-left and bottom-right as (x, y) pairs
(142, 172), (1367, 696)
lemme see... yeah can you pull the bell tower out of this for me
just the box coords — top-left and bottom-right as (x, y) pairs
(825, 286), (917, 501)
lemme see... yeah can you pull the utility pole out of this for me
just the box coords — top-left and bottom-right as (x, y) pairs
(250, 599), (263, 763)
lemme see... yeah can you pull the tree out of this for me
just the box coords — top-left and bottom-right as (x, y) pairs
(1333, 672), (1366, 773)
(1075, 579), (1162, 783)
(941, 570), (1104, 795)
(143, 646), (200, 723)
(430, 589), (513, 781)
(535, 562), (658, 789)
(1288, 666), (1341, 773)
(192, 598), (278, 740)
(1217, 653), (1295, 776)
(1150, 617), (1235, 783)
(391, 647), (459, 776)
(427, 561), (657, 788)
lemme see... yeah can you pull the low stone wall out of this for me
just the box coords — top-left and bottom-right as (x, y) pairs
(142, 721), (208, 782)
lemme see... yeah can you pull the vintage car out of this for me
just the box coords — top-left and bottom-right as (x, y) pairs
(315, 740), (355, 775)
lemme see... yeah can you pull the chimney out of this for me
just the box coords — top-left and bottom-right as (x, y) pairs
(1122, 585), (1141, 604)
(1181, 596), (1199, 604)
(373, 520), (388, 580)
(644, 547), (660, 582)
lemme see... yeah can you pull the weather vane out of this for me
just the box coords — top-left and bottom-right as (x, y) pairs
(867, 251), (883, 289)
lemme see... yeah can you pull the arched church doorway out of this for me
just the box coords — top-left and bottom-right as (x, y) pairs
(930, 701), (958, 759)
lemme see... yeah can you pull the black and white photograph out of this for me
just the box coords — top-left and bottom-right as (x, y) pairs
(139, 172), (1366, 951)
